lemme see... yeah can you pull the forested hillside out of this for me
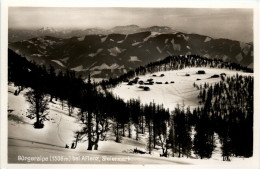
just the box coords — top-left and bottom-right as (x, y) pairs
(8, 48), (253, 160)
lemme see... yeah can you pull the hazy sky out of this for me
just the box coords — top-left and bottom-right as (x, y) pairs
(9, 7), (253, 42)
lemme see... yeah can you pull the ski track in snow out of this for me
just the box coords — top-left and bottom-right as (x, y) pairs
(8, 137), (64, 148)
(56, 114), (66, 144)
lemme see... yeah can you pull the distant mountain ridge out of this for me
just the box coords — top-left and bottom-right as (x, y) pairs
(9, 25), (177, 42)
(9, 29), (253, 79)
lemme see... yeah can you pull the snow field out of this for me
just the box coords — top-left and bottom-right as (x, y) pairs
(112, 67), (253, 111)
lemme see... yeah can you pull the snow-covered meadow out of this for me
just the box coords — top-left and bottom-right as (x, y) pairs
(112, 67), (253, 111)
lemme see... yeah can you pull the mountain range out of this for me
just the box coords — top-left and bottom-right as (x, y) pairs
(8, 25), (253, 79)
(9, 25), (175, 42)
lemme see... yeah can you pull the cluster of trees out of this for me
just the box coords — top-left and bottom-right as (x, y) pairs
(100, 54), (253, 88)
(108, 99), (193, 158)
(8, 49), (111, 149)
(8, 49), (87, 127)
(194, 74), (253, 160)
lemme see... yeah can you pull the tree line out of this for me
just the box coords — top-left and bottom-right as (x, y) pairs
(100, 54), (253, 88)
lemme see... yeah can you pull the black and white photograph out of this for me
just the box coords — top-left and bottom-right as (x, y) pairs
(1, 1), (260, 169)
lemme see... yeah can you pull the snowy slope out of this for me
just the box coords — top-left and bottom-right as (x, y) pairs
(112, 67), (253, 111)
(8, 85), (81, 147)
(8, 84), (168, 164)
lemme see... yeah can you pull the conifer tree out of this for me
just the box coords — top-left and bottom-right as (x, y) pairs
(25, 88), (49, 128)
(193, 114), (215, 159)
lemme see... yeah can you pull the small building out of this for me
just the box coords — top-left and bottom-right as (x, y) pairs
(197, 70), (206, 74)
(144, 87), (150, 91)
(127, 82), (133, 85)
(139, 80), (144, 85)
(210, 74), (220, 78)
(131, 80), (138, 84)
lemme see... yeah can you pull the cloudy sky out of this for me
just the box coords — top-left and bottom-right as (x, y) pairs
(9, 7), (253, 42)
